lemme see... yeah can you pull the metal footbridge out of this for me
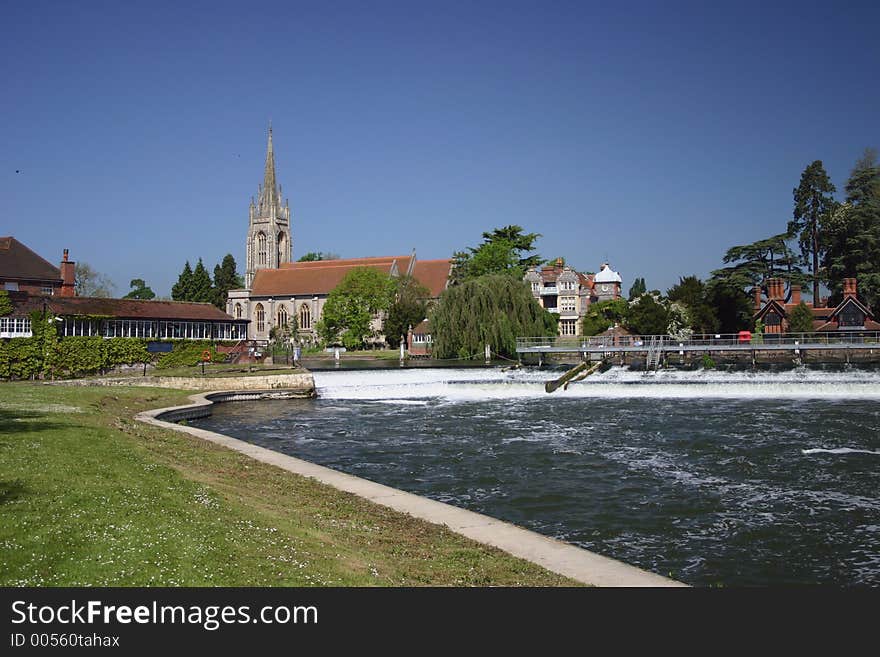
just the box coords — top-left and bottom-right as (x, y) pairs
(516, 331), (880, 358)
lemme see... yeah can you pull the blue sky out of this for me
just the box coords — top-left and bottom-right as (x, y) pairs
(2, 0), (878, 297)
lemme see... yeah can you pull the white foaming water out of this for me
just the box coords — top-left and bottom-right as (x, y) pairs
(802, 448), (880, 456)
(314, 366), (880, 401)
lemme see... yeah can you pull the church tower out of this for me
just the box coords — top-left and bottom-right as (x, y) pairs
(245, 125), (292, 288)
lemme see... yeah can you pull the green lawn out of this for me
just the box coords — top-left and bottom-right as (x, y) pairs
(0, 383), (576, 586)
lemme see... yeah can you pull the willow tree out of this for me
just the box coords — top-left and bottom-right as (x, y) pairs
(430, 274), (556, 359)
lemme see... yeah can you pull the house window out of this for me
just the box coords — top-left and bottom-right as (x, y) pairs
(255, 303), (265, 333)
(42, 286), (54, 295)
(765, 310), (781, 326)
(277, 305), (288, 330)
(299, 304), (311, 330)
(531, 282), (540, 293)
(838, 305), (865, 328)
(4, 282), (18, 291)
(560, 319), (577, 336)
(257, 232), (267, 266)
(560, 297), (577, 313)
(235, 303), (243, 319)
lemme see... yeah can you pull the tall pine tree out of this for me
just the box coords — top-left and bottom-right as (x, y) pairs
(212, 254), (243, 309)
(822, 149), (880, 308)
(789, 160), (837, 306)
(190, 258), (214, 303)
(171, 261), (193, 301)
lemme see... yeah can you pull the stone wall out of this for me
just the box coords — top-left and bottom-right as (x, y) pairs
(54, 372), (315, 395)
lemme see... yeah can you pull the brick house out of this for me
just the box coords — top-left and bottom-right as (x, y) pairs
(0, 237), (75, 297)
(753, 277), (880, 333)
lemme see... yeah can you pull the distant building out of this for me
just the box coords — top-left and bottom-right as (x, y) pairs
(2, 292), (247, 341)
(753, 278), (880, 333)
(0, 237), (75, 297)
(524, 260), (623, 337)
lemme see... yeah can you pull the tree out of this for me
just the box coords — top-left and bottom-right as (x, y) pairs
(628, 277), (646, 301)
(212, 254), (243, 309)
(74, 262), (115, 297)
(430, 274), (555, 359)
(711, 233), (806, 301)
(705, 279), (753, 333)
(822, 149), (880, 309)
(384, 276), (430, 349)
(123, 278), (156, 300)
(625, 294), (669, 336)
(788, 301), (815, 334)
(298, 252), (340, 262)
(789, 160), (837, 306)
(189, 259), (213, 303)
(171, 261), (193, 301)
(581, 299), (628, 336)
(0, 290), (12, 316)
(666, 276), (718, 334)
(450, 225), (542, 283)
(315, 267), (396, 349)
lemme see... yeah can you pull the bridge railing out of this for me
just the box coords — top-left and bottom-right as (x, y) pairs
(516, 331), (880, 351)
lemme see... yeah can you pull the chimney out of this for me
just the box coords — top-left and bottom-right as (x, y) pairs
(754, 286), (763, 310)
(766, 278), (781, 301)
(790, 284), (801, 306)
(60, 249), (76, 297)
(843, 278), (857, 299)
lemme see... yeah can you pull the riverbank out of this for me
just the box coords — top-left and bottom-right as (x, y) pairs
(0, 382), (578, 586)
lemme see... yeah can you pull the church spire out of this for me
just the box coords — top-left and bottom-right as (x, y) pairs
(259, 123), (280, 212)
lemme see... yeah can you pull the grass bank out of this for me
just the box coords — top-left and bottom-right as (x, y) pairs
(0, 383), (575, 586)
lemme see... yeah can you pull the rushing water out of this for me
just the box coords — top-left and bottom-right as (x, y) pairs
(193, 366), (880, 586)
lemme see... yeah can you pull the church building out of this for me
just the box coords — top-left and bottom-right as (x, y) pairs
(227, 128), (452, 344)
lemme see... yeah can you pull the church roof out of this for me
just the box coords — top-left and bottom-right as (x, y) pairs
(0, 237), (62, 282)
(412, 259), (453, 298)
(252, 256), (412, 297)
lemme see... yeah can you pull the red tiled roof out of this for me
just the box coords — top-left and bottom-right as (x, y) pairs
(11, 293), (236, 321)
(412, 259), (452, 298)
(252, 256), (411, 297)
(0, 237), (62, 282)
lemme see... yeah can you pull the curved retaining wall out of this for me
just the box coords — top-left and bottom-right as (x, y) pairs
(136, 391), (686, 587)
(56, 372), (316, 394)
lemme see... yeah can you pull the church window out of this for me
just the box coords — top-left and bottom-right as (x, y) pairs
(277, 232), (286, 266)
(255, 303), (265, 333)
(300, 304), (311, 330)
(257, 233), (267, 266)
(278, 305), (288, 330)
(234, 303), (243, 319)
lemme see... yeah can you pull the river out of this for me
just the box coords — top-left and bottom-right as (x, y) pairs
(192, 365), (880, 586)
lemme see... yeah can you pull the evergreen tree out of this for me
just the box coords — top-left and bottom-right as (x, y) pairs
(705, 279), (753, 333)
(450, 225), (542, 283)
(384, 276), (430, 349)
(666, 276), (718, 334)
(190, 258), (214, 303)
(711, 233), (806, 300)
(625, 294), (669, 336)
(431, 274), (555, 359)
(212, 254), (243, 309)
(297, 252), (340, 262)
(821, 149), (880, 308)
(171, 261), (193, 301)
(789, 160), (837, 305)
(628, 277), (646, 300)
(788, 301), (815, 334)
(123, 278), (156, 300)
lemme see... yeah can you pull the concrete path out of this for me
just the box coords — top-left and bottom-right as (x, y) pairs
(137, 392), (686, 587)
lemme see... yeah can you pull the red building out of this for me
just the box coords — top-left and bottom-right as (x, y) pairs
(0, 238), (75, 297)
(753, 277), (880, 333)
